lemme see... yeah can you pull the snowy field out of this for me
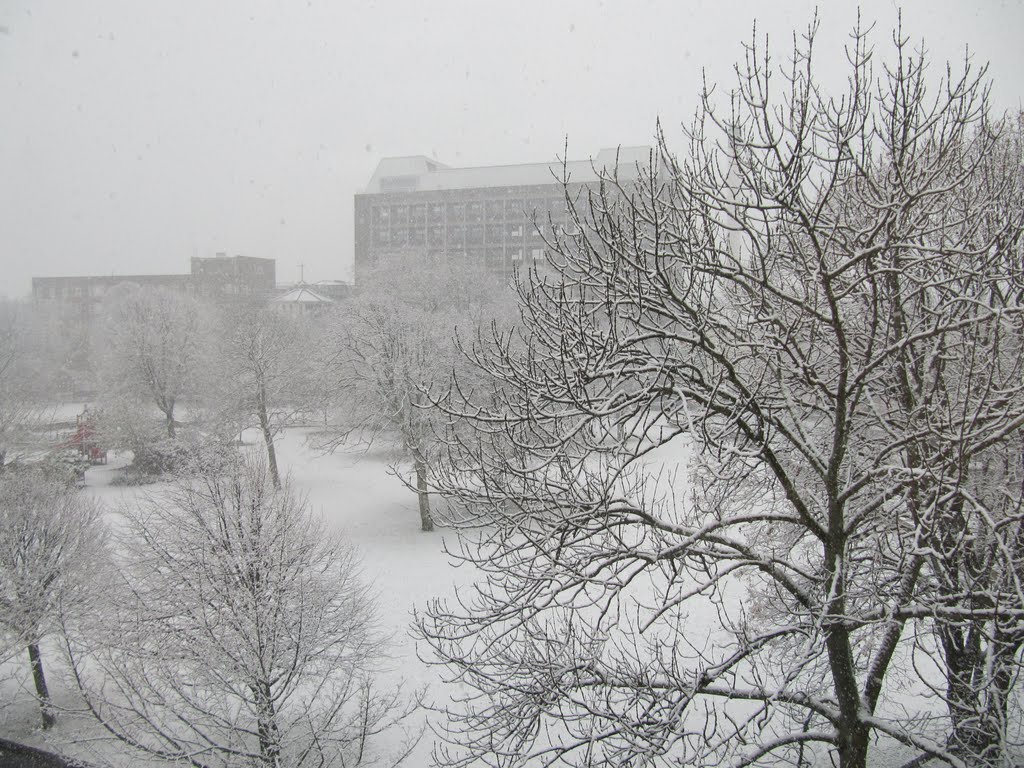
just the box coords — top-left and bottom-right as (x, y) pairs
(1, 426), (480, 767)
(0, 425), (953, 767)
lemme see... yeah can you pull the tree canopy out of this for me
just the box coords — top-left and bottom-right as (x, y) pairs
(419, 18), (1024, 768)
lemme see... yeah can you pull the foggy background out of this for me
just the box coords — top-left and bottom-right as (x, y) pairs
(1, 0), (1021, 298)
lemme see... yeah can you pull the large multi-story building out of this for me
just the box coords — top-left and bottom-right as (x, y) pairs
(353, 147), (651, 282)
(32, 254), (276, 306)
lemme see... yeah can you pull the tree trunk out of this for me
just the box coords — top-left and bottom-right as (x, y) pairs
(252, 679), (281, 767)
(257, 399), (281, 490)
(414, 456), (433, 532)
(822, 539), (871, 768)
(826, 627), (871, 768)
(164, 409), (176, 438)
(27, 642), (55, 730)
(942, 622), (1020, 766)
(983, 634), (1021, 765)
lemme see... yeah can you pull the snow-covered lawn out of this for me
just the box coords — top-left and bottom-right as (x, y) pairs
(1, 427), (476, 766)
(0, 426), (939, 767)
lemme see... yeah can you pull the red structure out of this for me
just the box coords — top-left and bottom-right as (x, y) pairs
(66, 408), (106, 464)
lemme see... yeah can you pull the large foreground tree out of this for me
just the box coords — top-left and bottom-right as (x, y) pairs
(419, 19), (1024, 768)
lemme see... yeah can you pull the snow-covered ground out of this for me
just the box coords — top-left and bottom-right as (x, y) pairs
(0, 425), (948, 767)
(1, 427), (476, 766)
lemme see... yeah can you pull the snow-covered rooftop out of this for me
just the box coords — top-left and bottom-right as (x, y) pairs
(272, 284), (333, 304)
(363, 147), (653, 194)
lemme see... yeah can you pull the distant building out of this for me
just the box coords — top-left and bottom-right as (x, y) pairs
(32, 254), (276, 307)
(307, 280), (354, 302)
(353, 147), (652, 282)
(191, 254), (276, 297)
(270, 283), (335, 317)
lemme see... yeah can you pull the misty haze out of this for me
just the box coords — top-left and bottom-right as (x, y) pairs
(2, 2), (1024, 767)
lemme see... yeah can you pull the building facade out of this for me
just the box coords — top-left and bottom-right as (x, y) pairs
(353, 147), (651, 282)
(32, 254), (276, 306)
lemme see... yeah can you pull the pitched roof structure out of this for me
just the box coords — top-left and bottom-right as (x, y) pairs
(271, 284), (333, 305)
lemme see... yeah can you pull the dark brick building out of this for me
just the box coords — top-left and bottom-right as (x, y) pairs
(32, 254), (275, 306)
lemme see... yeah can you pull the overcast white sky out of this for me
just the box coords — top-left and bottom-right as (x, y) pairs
(1, 1), (1021, 298)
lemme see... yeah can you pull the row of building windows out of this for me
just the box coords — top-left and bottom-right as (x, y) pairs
(368, 220), (584, 250)
(34, 279), (262, 301)
(370, 247), (547, 269)
(370, 197), (568, 227)
(371, 222), (551, 248)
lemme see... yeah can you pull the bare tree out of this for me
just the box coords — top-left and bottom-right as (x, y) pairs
(0, 467), (105, 730)
(216, 304), (320, 489)
(418, 19), (1024, 768)
(323, 264), (510, 532)
(65, 455), (417, 768)
(0, 300), (50, 471)
(904, 115), (1024, 763)
(104, 286), (207, 438)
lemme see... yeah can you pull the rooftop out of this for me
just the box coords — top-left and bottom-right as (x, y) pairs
(363, 147), (653, 194)
(272, 284), (333, 304)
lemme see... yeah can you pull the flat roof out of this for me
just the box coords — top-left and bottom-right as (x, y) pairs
(362, 147), (653, 194)
(32, 273), (191, 283)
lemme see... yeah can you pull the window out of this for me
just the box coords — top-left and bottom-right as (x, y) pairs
(505, 199), (527, 219)
(380, 175), (418, 192)
(530, 247), (545, 260)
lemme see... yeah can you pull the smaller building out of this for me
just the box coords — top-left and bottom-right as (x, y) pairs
(271, 283), (335, 317)
(32, 254), (276, 307)
(31, 273), (193, 303)
(308, 280), (354, 302)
